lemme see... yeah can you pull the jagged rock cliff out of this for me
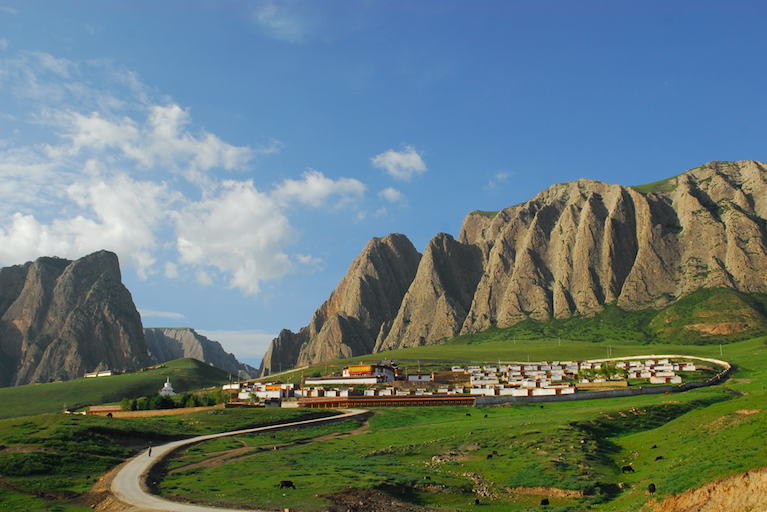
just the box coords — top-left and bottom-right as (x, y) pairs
(461, 160), (767, 332)
(144, 327), (257, 379)
(0, 251), (151, 387)
(260, 233), (421, 375)
(374, 233), (485, 351)
(262, 161), (767, 370)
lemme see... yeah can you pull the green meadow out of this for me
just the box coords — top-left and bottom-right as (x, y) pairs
(0, 407), (338, 511)
(0, 358), (232, 420)
(158, 335), (767, 512)
(2, 313), (767, 511)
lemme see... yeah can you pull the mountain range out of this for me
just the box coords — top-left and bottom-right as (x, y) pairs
(260, 160), (767, 375)
(0, 251), (254, 387)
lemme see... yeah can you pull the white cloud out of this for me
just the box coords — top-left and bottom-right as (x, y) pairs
(253, 0), (313, 43)
(294, 253), (324, 273)
(374, 207), (388, 217)
(0, 174), (166, 278)
(175, 180), (294, 296)
(164, 261), (179, 278)
(0, 40), (7, 52)
(371, 145), (427, 181)
(486, 171), (513, 190)
(379, 187), (405, 203)
(138, 309), (187, 320)
(0, 48), (364, 299)
(197, 329), (277, 360)
(273, 168), (365, 208)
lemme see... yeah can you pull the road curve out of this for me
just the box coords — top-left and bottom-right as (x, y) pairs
(110, 408), (368, 512)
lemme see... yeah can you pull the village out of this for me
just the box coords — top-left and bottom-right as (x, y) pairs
(223, 356), (705, 408)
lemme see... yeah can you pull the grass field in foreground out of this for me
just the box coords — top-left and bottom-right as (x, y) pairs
(0, 358), (230, 420)
(0, 408), (338, 512)
(163, 336), (767, 511)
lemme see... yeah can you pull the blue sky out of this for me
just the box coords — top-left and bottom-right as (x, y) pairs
(1, 1), (765, 366)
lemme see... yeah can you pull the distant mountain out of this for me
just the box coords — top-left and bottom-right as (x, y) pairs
(260, 160), (767, 375)
(260, 233), (420, 376)
(0, 251), (151, 387)
(144, 327), (257, 380)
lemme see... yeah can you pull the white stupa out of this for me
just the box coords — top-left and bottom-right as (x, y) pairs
(159, 377), (177, 396)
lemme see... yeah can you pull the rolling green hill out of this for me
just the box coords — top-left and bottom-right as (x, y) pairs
(0, 358), (230, 420)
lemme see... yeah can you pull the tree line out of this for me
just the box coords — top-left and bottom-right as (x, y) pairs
(120, 390), (225, 411)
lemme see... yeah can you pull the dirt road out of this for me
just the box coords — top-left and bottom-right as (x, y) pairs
(110, 408), (368, 511)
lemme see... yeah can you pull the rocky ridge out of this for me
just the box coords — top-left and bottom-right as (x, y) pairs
(0, 251), (152, 387)
(260, 161), (767, 375)
(260, 233), (420, 376)
(144, 327), (257, 379)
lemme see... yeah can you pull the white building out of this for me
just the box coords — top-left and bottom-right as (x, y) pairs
(159, 377), (177, 396)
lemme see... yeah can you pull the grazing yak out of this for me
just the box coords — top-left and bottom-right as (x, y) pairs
(621, 465), (635, 473)
(540, 498), (550, 506)
(655, 455), (664, 461)
(648, 483), (656, 494)
(279, 480), (296, 489)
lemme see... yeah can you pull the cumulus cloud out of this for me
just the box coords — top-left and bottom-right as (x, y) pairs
(378, 187), (405, 204)
(371, 145), (427, 181)
(0, 48), (366, 299)
(175, 180), (295, 296)
(0, 174), (166, 277)
(273, 168), (365, 208)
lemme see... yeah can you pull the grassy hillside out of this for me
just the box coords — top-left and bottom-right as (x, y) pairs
(0, 407), (338, 512)
(437, 287), (767, 348)
(0, 358), (230, 420)
(167, 336), (767, 511)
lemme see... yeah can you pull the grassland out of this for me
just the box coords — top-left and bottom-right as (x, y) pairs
(0, 407), (338, 512)
(157, 335), (767, 511)
(0, 358), (231, 420)
(4, 309), (767, 512)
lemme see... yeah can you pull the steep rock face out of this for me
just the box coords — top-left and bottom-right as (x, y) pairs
(263, 160), (767, 363)
(260, 328), (309, 376)
(0, 251), (151, 387)
(461, 160), (767, 333)
(260, 234), (421, 375)
(144, 327), (257, 379)
(375, 233), (484, 351)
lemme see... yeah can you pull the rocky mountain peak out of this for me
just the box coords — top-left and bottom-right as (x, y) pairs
(262, 160), (767, 370)
(0, 251), (151, 387)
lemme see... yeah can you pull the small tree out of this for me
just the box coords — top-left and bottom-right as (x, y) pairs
(120, 397), (131, 411)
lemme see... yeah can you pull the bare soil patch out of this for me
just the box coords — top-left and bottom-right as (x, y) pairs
(652, 465), (767, 512)
(322, 488), (457, 512)
(505, 486), (584, 498)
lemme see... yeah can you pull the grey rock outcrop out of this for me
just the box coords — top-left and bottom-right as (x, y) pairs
(262, 160), (767, 365)
(461, 160), (767, 333)
(144, 327), (257, 380)
(260, 233), (421, 376)
(0, 251), (151, 387)
(374, 233), (484, 351)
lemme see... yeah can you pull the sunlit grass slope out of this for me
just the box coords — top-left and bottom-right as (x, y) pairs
(188, 335), (767, 511)
(0, 358), (230, 420)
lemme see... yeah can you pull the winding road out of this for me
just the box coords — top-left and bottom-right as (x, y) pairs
(109, 354), (731, 511)
(110, 408), (368, 512)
